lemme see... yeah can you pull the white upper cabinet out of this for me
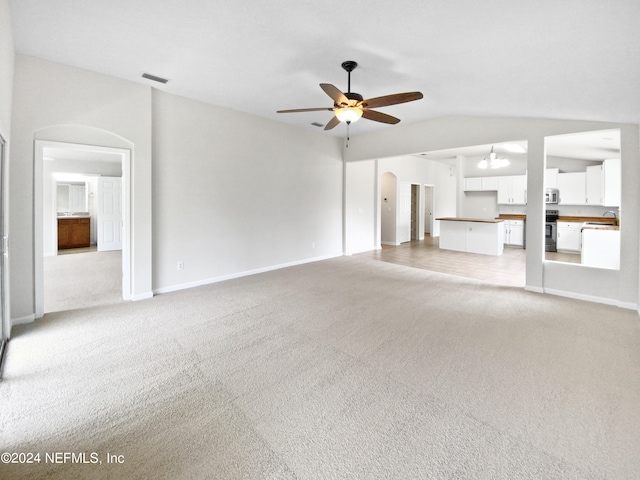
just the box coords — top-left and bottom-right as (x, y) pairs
(498, 175), (527, 205)
(586, 165), (603, 205)
(463, 176), (499, 192)
(545, 168), (559, 189)
(602, 158), (621, 207)
(556, 160), (620, 207)
(558, 172), (586, 205)
(463, 177), (482, 191)
(481, 176), (499, 191)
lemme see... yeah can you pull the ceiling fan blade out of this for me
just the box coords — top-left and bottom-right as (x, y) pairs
(277, 107), (334, 113)
(361, 109), (400, 125)
(362, 91), (423, 109)
(324, 115), (341, 130)
(320, 83), (349, 106)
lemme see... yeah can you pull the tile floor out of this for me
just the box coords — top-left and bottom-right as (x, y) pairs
(359, 235), (580, 288)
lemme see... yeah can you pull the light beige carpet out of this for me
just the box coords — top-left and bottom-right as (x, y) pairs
(2, 255), (639, 479)
(43, 250), (123, 313)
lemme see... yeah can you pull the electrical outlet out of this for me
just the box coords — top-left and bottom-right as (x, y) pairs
(177, 261), (184, 270)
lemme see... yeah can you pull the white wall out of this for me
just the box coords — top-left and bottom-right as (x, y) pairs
(344, 159), (376, 254)
(377, 155), (456, 242)
(463, 192), (500, 219)
(10, 55), (153, 321)
(344, 116), (640, 308)
(0, 0), (13, 136)
(151, 90), (343, 292)
(345, 155), (456, 251)
(8, 55), (344, 324)
(0, 0), (13, 333)
(380, 172), (397, 245)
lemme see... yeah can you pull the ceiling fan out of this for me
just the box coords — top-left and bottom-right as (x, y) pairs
(277, 60), (423, 131)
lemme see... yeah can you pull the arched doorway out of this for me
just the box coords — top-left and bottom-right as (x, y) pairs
(34, 131), (132, 318)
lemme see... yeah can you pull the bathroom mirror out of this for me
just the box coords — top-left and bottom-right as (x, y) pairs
(543, 129), (621, 270)
(57, 182), (88, 213)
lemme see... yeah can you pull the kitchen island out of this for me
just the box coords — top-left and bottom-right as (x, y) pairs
(436, 217), (505, 256)
(581, 224), (620, 269)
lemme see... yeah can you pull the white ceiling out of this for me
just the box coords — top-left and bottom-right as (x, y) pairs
(418, 129), (620, 177)
(9, 0), (640, 137)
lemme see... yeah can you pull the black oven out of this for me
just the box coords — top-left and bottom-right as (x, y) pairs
(545, 209), (559, 252)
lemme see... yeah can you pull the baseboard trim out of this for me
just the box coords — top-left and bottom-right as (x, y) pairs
(524, 286), (544, 294)
(131, 292), (154, 301)
(12, 314), (36, 326)
(344, 246), (376, 256)
(153, 254), (341, 296)
(543, 287), (638, 310)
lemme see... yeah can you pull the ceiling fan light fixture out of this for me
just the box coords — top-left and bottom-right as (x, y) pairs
(335, 107), (363, 123)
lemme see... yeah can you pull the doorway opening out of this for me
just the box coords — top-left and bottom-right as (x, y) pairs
(35, 140), (131, 317)
(424, 185), (434, 237)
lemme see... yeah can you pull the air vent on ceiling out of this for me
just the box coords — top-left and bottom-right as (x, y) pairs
(142, 73), (169, 84)
(311, 122), (324, 127)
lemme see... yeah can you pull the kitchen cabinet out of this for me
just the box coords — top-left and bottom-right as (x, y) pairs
(586, 165), (603, 205)
(438, 218), (504, 256)
(602, 158), (621, 207)
(463, 176), (499, 192)
(503, 219), (524, 247)
(481, 176), (499, 191)
(581, 228), (620, 269)
(497, 175), (527, 205)
(558, 161), (620, 206)
(556, 222), (582, 252)
(463, 177), (482, 191)
(58, 217), (91, 249)
(558, 172), (586, 205)
(545, 168), (559, 189)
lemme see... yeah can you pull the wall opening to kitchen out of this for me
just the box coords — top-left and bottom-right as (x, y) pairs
(543, 129), (621, 270)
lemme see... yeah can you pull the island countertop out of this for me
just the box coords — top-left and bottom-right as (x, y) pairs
(436, 217), (504, 223)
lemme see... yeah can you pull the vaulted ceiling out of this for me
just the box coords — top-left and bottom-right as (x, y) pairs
(9, 0), (640, 136)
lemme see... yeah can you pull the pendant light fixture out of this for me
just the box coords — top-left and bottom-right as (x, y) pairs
(478, 146), (510, 169)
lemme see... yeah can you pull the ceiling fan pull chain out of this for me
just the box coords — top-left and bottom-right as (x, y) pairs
(346, 122), (350, 148)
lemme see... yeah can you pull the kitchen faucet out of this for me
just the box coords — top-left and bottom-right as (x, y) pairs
(603, 210), (618, 226)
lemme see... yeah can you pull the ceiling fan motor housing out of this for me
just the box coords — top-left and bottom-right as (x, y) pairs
(341, 92), (363, 106)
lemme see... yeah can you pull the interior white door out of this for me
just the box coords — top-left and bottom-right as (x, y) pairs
(424, 186), (432, 234)
(398, 182), (411, 244)
(98, 176), (122, 251)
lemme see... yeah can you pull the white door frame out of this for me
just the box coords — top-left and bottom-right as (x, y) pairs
(34, 140), (132, 318)
(0, 130), (9, 351)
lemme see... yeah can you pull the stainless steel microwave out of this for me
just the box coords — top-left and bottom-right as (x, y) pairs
(545, 188), (559, 204)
